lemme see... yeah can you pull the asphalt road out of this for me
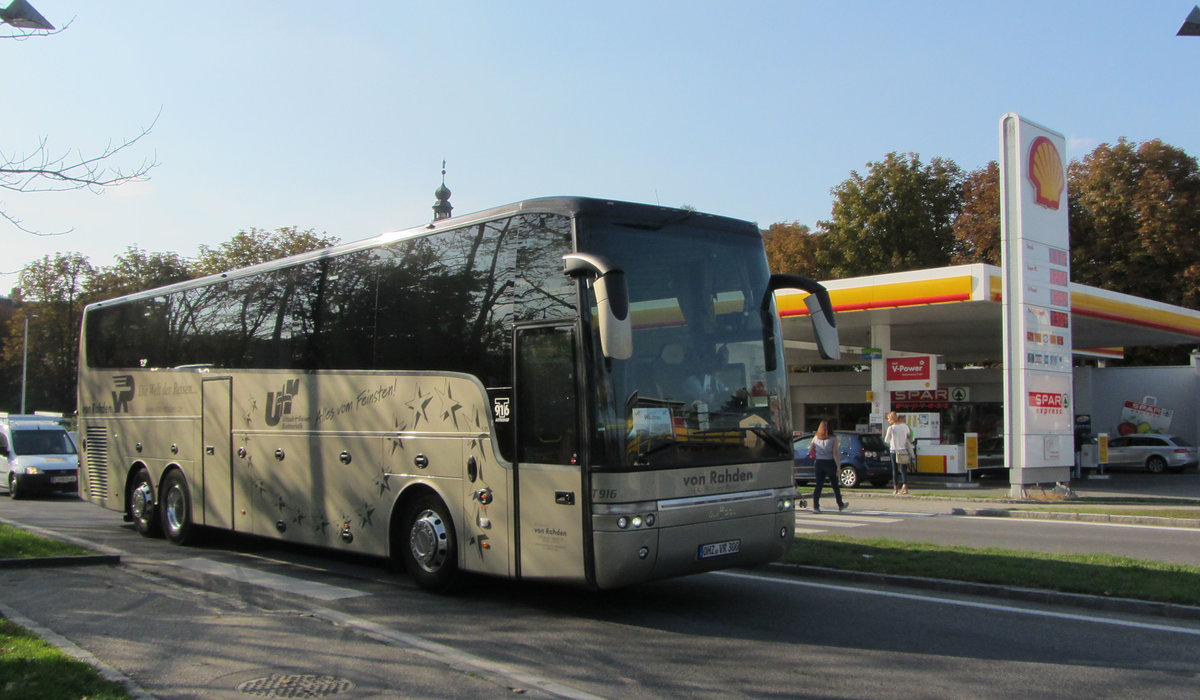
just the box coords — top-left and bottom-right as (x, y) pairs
(2, 492), (1200, 698)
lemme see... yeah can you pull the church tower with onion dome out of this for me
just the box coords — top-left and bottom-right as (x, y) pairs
(432, 161), (453, 221)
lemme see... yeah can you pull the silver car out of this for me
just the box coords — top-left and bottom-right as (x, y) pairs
(1104, 434), (1198, 474)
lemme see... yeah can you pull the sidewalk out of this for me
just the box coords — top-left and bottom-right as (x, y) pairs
(801, 471), (1200, 527)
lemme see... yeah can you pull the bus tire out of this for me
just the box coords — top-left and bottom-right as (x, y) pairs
(127, 468), (162, 538)
(401, 495), (459, 592)
(160, 470), (194, 545)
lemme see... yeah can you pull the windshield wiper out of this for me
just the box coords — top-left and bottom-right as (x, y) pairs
(633, 439), (680, 467)
(743, 426), (788, 453)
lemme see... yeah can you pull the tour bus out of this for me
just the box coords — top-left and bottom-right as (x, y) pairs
(77, 197), (838, 591)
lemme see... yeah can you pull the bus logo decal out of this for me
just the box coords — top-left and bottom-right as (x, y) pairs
(266, 379), (301, 426)
(112, 375), (135, 413)
(493, 397), (511, 423)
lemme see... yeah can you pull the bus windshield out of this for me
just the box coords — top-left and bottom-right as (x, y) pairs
(580, 214), (791, 470)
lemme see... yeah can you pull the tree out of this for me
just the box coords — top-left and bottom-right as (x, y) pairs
(1069, 138), (1200, 365)
(762, 222), (827, 278)
(1, 253), (94, 412)
(817, 152), (964, 278)
(87, 246), (192, 300)
(1069, 138), (1200, 307)
(193, 227), (340, 275)
(951, 161), (1001, 265)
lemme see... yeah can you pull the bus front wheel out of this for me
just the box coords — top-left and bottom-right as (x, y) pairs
(128, 468), (162, 538)
(401, 495), (459, 592)
(160, 470), (194, 545)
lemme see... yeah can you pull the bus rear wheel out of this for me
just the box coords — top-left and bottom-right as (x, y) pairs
(127, 468), (161, 537)
(160, 470), (194, 545)
(401, 495), (459, 592)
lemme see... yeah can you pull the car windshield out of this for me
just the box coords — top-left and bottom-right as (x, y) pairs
(1170, 437), (1192, 447)
(12, 429), (77, 456)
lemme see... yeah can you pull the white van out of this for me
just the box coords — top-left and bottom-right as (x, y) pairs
(0, 414), (80, 499)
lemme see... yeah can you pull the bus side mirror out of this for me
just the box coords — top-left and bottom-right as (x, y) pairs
(563, 253), (633, 361)
(763, 274), (840, 362)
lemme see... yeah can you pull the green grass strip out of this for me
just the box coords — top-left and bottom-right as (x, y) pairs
(786, 535), (1200, 607)
(0, 618), (133, 700)
(0, 524), (93, 559)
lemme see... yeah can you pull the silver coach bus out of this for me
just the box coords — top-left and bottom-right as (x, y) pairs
(77, 197), (838, 591)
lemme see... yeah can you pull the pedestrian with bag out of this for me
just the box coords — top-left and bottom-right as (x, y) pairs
(884, 411), (912, 495)
(810, 420), (848, 513)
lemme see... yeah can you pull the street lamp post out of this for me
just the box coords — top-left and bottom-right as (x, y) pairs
(20, 314), (36, 414)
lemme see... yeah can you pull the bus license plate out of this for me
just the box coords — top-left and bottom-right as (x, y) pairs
(698, 539), (740, 559)
(51, 476), (77, 484)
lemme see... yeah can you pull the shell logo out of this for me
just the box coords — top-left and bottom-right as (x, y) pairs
(1027, 136), (1064, 210)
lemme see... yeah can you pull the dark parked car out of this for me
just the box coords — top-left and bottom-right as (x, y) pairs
(1104, 434), (1198, 473)
(793, 431), (892, 488)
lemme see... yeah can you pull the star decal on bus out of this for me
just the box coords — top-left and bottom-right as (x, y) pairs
(405, 387), (433, 428)
(433, 381), (464, 428)
(390, 416), (407, 454)
(374, 468), (392, 495)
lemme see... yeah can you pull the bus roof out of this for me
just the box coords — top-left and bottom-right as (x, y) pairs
(84, 197), (757, 310)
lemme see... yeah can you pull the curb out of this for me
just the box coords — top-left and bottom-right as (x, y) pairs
(950, 507), (1200, 529)
(0, 554), (120, 569)
(767, 562), (1200, 622)
(0, 516), (124, 568)
(0, 600), (156, 700)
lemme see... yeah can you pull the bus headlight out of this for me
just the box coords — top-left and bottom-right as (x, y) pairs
(595, 500), (659, 530)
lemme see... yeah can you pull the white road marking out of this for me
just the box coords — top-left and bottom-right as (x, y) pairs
(794, 512), (903, 532)
(170, 557), (368, 601)
(855, 509), (938, 517)
(715, 570), (1200, 637)
(804, 513), (902, 524)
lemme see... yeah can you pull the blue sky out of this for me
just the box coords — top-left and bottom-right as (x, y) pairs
(4, 1), (1198, 293)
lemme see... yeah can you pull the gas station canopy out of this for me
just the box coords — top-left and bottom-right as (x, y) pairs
(777, 264), (1200, 366)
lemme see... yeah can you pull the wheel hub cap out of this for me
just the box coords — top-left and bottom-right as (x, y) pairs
(131, 482), (153, 519)
(409, 509), (448, 573)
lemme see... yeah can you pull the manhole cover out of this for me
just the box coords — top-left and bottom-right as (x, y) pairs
(237, 673), (355, 698)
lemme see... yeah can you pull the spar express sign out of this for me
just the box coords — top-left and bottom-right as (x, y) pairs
(1028, 390), (1069, 415)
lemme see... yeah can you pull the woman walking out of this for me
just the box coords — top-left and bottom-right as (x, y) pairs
(811, 420), (847, 513)
(884, 411), (912, 495)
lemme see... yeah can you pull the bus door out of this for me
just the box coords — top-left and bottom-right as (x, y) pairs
(201, 377), (235, 530)
(514, 323), (586, 583)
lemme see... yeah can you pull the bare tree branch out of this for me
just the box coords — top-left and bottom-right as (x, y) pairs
(1, 112), (161, 194)
(1, 109), (160, 234)
(0, 16), (73, 40)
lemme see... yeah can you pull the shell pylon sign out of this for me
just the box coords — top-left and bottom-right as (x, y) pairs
(1000, 114), (1074, 495)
